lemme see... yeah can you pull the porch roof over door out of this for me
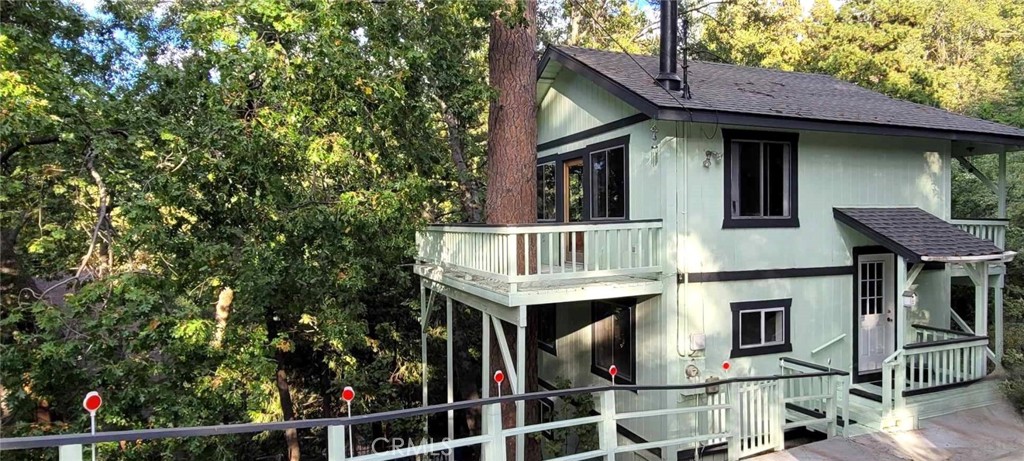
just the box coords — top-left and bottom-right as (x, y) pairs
(834, 207), (1015, 264)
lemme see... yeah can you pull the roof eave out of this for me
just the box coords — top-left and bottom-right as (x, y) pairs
(656, 108), (1024, 147)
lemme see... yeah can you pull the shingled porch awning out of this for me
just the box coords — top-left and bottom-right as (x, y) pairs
(833, 207), (1016, 264)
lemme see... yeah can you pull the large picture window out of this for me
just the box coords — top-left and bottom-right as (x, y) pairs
(590, 146), (626, 219)
(730, 298), (793, 358)
(534, 135), (630, 222)
(537, 162), (556, 221)
(723, 130), (799, 228)
(591, 298), (635, 384)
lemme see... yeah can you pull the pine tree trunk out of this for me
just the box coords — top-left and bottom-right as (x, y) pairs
(485, 1), (539, 460)
(276, 353), (301, 461)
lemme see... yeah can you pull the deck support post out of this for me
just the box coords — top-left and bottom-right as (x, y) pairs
(994, 274), (1004, 364)
(482, 312), (491, 399)
(446, 296), (455, 444)
(515, 305), (527, 461)
(421, 281), (429, 418)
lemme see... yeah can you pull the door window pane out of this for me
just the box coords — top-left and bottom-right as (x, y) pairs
(537, 163), (556, 221)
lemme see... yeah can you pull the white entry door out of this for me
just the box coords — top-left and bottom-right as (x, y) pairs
(857, 253), (895, 375)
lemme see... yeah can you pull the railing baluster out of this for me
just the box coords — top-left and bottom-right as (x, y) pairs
(327, 425), (346, 461)
(58, 445), (83, 461)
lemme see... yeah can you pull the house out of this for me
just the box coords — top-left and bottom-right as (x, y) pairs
(414, 2), (1021, 460)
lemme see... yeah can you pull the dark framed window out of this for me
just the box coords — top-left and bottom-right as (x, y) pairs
(591, 298), (635, 384)
(589, 144), (626, 219)
(537, 304), (556, 355)
(534, 135), (630, 222)
(730, 298), (793, 358)
(537, 162), (556, 221)
(722, 130), (799, 228)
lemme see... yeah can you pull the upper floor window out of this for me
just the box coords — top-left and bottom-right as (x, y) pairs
(723, 130), (799, 228)
(590, 145), (626, 219)
(537, 162), (556, 221)
(591, 298), (635, 384)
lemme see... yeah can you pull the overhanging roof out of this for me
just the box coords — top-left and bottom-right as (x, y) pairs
(539, 45), (1024, 147)
(833, 207), (1014, 263)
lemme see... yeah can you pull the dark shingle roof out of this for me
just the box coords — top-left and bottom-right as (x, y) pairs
(545, 45), (1024, 144)
(833, 207), (1004, 262)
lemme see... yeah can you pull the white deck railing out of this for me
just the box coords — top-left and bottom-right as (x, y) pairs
(951, 218), (1007, 249)
(882, 326), (989, 414)
(2, 370), (847, 461)
(415, 220), (663, 284)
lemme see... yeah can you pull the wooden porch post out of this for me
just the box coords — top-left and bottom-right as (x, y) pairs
(995, 274), (1004, 363)
(896, 256), (908, 350)
(998, 147), (1007, 219)
(975, 262), (990, 376)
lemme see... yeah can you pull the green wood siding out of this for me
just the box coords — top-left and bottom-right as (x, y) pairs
(537, 70), (639, 146)
(678, 127), (951, 273)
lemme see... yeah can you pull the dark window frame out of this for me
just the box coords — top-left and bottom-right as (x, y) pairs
(536, 162), (557, 222)
(590, 298), (637, 384)
(730, 298), (793, 358)
(722, 129), (800, 229)
(537, 304), (557, 355)
(535, 135), (630, 222)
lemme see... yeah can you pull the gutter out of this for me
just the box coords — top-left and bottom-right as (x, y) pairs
(920, 251), (1017, 264)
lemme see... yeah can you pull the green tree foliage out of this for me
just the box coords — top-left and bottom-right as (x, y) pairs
(539, 0), (657, 54)
(1, 0), (497, 458)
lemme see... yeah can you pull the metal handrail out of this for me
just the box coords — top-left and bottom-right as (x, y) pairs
(0, 372), (847, 451)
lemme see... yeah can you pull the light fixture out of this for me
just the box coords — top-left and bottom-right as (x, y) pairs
(703, 150), (722, 168)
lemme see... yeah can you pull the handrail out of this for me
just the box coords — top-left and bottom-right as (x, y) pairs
(904, 335), (988, 350)
(811, 334), (846, 355)
(423, 219), (663, 233)
(779, 357), (849, 375)
(0, 372), (847, 452)
(911, 324), (973, 338)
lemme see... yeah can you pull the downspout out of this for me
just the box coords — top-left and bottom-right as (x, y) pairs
(676, 120), (690, 358)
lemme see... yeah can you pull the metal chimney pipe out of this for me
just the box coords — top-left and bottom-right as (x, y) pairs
(656, 0), (682, 91)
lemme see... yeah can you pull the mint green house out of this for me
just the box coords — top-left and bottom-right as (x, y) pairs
(414, 8), (1021, 460)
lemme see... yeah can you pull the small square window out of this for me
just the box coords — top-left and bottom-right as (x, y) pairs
(731, 299), (792, 358)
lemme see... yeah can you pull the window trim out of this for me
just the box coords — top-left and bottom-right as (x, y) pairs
(537, 304), (557, 355)
(730, 298), (793, 358)
(587, 137), (629, 221)
(722, 129), (799, 229)
(590, 298), (637, 384)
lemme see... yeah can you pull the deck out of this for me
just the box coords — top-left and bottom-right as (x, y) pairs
(414, 220), (667, 307)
